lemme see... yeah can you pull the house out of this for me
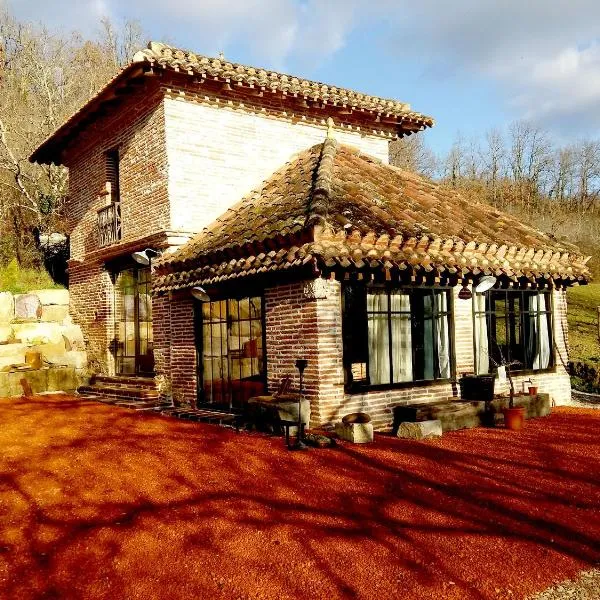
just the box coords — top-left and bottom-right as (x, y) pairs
(31, 42), (590, 430)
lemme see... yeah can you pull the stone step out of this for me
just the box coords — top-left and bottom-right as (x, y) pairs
(79, 383), (159, 400)
(93, 374), (157, 389)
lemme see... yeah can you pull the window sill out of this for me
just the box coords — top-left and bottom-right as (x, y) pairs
(346, 378), (455, 395)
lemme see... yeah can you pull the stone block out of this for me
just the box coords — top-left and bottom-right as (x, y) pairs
(61, 324), (85, 351)
(40, 305), (70, 323)
(31, 289), (69, 306)
(0, 292), (14, 323)
(335, 421), (374, 444)
(47, 367), (78, 393)
(276, 398), (311, 428)
(0, 343), (27, 370)
(396, 420), (443, 440)
(12, 322), (64, 346)
(0, 325), (14, 344)
(14, 294), (42, 321)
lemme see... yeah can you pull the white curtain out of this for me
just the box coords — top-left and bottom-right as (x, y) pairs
(530, 294), (551, 370)
(474, 293), (490, 374)
(367, 291), (390, 385)
(436, 293), (451, 378)
(390, 292), (413, 382)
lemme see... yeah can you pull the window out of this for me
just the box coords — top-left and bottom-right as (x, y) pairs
(343, 285), (453, 388)
(474, 290), (553, 374)
(106, 149), (120, 202)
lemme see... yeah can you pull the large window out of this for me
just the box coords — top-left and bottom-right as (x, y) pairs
(343, 285), (453, 389)
(474, 290), (553, 374)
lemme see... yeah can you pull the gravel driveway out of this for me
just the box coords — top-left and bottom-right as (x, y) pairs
(0, 395), (599, 599)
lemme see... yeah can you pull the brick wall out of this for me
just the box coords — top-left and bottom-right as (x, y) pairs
(164, 95), (390, 233)
(154, 290), (197, 406)
(301, 281), (572, 430)
(155, 278), (572, 429)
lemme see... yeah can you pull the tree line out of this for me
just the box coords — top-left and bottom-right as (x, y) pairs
(0, 8), (144, 276)
(390, 123), (600, 274)
(1, 7), (599, 279)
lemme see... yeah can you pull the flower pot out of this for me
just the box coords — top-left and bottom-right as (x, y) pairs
(503, 406), (526, 431)
(528, 386), (538, 396)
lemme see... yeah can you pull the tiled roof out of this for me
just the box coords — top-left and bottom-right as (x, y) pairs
(30, 41), (433, 165)
(153, 139), (591, 291)
(134, 42), (434, 130)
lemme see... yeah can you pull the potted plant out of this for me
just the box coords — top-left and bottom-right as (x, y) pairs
(501, 363), (526, 431)
(485, 346), (525, 431)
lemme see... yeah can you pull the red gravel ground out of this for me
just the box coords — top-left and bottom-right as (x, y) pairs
(0, 395), (598, 600)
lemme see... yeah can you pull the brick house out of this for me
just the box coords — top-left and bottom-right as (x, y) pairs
(31, 42), (590, 429)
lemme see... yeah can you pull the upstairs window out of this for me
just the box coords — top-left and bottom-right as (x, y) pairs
(105, 149), (120, 203)
(474, 290), (553, 374)
(343, 285), (453, 389)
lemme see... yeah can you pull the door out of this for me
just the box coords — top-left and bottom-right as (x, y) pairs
(114, 267), (154, 376)
(197, 296), (265, 412)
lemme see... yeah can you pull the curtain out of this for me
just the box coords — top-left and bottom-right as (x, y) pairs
(530, 294), (551, 370)
(474, 293), (490, 374)
(436, 293), (451, 379)
(367, 291), (390, 385)
(390, 292), (413, 382)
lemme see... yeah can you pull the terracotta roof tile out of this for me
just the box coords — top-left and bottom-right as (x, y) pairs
(154, 140), (591, 291)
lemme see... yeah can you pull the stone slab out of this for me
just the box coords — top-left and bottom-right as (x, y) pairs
(0, 325), (14, 344)
(12, 322), (64, 345)
(397, 419), (443, 440)
(14, 294), (41, 321)
(40, 305), (69, 323)
(0, 292), (14, 323)
(0, 343), (27, 370)
(335, 421), (374, 444)
(0, 366), (78, 397)
(30, 289), (69, 306)
(392, 394), (552, 433)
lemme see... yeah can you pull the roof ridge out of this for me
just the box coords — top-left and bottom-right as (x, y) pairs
(305, 137), (338, 229)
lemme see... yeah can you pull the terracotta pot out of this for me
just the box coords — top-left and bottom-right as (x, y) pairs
(503, 406), (526, 431)
(528, 386), (538, 396)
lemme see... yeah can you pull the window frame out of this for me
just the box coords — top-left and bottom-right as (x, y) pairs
(342, 283), (456, 392)
(473, 288), (554, 375)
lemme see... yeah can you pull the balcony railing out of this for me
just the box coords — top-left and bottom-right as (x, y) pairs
(97, 202), (122, 247)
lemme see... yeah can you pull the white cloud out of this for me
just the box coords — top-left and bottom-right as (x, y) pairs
(5, 0), (600, 131)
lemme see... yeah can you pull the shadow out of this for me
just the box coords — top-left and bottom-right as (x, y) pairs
(0, 394), (599, 599)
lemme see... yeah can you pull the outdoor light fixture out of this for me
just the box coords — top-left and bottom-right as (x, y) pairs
(132, 248), (160, 266)
(475, 275), (498, 293)
(191, 286), (211, 302)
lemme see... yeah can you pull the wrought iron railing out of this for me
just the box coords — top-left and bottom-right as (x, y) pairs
(97, 202), (122, 247)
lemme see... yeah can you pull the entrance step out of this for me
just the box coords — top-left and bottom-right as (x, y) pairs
(159, 407), (241, 427)
(78, 374), (164, 409)
(92, 374), (157, 389)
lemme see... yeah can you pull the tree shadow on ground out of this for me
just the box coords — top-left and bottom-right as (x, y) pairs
(0, 395), (598, 600)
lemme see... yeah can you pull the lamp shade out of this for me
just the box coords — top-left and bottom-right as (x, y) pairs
(475, 276), (497, 293)
(132, 250), (150, 266)
(191, 286), (210, 302)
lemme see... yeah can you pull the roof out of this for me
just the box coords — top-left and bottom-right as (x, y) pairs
(30, 41), (434, 165)
(153, 139), (591, 292)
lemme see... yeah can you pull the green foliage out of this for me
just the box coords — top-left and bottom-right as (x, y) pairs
(0, 260), (64, 294)
(567, 284), (600, 391)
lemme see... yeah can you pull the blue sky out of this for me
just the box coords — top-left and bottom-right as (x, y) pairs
(6, 0), (600, 155)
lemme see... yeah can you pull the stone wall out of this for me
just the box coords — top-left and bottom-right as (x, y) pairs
(0, 289), (87, 397)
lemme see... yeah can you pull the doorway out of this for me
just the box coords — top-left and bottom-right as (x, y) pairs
(114, 267), (154, 376)
(197, 296), (266, 412)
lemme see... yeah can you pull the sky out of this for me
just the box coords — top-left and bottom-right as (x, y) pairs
(6, 0), (600, 154)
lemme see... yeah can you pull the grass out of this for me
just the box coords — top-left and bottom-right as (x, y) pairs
(0, 259), (64, 295)
(566, 283), (600, 365)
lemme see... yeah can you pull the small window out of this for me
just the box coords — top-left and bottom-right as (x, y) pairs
(342, 284), (453, 389)
(105, 149), (120, 202)
(474, 290), (553, 374)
